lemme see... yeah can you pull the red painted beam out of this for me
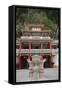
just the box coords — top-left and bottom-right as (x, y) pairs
(28, 42), (31, 61)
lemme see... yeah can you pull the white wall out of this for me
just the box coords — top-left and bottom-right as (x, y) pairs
(53, 53), (58, 66)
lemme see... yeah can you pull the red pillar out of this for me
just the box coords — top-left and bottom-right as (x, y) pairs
(18, 41), (22, 69)
(40, 43), (43, 60)
(28, 41), (31, 61)
(48, 42), (52, 67)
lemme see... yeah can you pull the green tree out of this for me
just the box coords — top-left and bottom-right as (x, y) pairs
(16, 7), (59, 39)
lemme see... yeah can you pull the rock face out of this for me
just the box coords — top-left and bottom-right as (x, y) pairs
(27, 55), (46, 80)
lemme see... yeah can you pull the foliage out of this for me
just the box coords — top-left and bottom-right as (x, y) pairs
(16, 7), (59, 39)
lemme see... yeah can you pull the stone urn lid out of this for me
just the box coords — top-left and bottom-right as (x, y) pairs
(32, 55), (41, 64)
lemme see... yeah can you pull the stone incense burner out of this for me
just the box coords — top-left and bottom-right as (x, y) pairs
(27, 55), (46, 80)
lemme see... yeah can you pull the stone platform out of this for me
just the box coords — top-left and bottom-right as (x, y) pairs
(16, 68), (58, 82)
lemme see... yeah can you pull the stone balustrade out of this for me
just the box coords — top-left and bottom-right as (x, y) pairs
(16, 49), (58, 55)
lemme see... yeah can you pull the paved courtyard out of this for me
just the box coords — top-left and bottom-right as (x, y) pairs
(16, 68), (59, 82)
